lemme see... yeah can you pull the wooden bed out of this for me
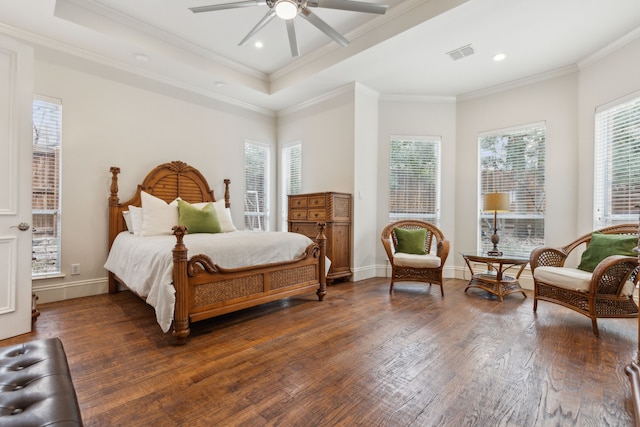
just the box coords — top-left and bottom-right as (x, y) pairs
(107, 161), (327, 344)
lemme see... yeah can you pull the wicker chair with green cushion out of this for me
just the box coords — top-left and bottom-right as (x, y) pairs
(529, 223), (639, 336)
(380, 220), (449, 296)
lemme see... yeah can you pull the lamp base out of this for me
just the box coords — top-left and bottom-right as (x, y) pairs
(487, 248), (503, 257)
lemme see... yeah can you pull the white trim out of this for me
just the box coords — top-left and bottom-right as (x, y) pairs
(33, 277), (108, 304)
(458, 65), (577, 101)
(595, 89), (640, 113)
(0, 24), (275, 117)
(278, 82), (355, 116)
(579, 27), (640, 70)
(478, 120), (547, 138)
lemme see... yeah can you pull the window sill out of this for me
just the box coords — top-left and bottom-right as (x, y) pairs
(32, 273), (65, 281)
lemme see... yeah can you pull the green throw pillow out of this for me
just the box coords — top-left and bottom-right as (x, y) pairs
(576, 232), (637, 272)
(394, 227), (427, 255)
(177, 200), (221, 234)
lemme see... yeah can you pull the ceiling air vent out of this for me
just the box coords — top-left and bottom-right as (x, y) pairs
(446, 44), (475, 61)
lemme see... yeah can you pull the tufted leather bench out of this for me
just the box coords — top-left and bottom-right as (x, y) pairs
(0, 337), (83, 426)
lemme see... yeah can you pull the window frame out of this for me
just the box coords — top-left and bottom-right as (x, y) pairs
(32, 95), (63, 278)
(388, 136), (442, 226)
(281, 141), (302, 230)
(477, 121), (546, 254)
(594, 91), (640, 229)
(244, 140), (270, 231)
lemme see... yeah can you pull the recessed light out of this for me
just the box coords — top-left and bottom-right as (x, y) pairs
(215, 82), (226, 88)
(493, 52), (507, 62)
(133, 53), (150, 62)
(254, 41), (263, 48)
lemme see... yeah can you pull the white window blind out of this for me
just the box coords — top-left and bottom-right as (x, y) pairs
(478, 122), (546, 253)
(282, 142), (302, 229)
(389, 137), (441, 225)
(594, 93), (640, 228)
(32, 97), (62, 277)
(244, 141), (270, 231)
(284, 143), (302, 195)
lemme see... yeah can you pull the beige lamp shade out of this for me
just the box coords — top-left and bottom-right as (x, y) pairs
(484, 192), (510, 212)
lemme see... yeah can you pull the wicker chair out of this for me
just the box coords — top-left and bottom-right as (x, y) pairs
(529, 224), (639, 336)
(380, 220), (449, 296)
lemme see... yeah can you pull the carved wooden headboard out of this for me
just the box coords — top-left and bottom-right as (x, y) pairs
(108, 161), (230, 248)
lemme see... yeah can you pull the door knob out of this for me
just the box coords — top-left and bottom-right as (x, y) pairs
(11, 222), (30, 231)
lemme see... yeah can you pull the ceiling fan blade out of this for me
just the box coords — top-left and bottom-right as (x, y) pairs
(300, 8), (349, 47)
(189, 1), (266, 13)
(307, 0), (387, 14)
(286, 19), (300, 57)
(239, 9), (277, 46)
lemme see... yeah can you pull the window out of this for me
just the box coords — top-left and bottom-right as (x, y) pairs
(594, 93), (640, 228)
(388, 137), (441, 225)
(478, 122), (546, 254)
(282, 142), (302, 230)
(244, 141), (270, 231)
(32, 97), (62, 277)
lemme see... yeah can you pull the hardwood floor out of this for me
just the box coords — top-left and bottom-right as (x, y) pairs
(1, 278), (637, 426)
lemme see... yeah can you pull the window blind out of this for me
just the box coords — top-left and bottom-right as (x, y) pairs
(282, 142), (301, 230)
(389, 137), (441, 225)
(32, 97), (62, 276)
(594, 93), (640, 228)
(478, 122), (546, 253)
(284, 142), (302, 195)
(244, 141), (270, 231)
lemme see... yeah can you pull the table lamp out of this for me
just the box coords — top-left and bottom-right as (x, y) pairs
(484, 192), (510, 256)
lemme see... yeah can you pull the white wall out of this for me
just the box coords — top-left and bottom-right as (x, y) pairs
(352, 84), (379, 280)
(33, 58), (276, 303)
(577, 34), (640, 234)
(455, 71), (579, 279)
(376, 97), (457, 277)
(277, 86), (355, 195)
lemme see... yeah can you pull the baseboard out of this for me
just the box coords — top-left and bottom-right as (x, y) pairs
(368, 264), (535, 291)
(33, 278), (109, 304)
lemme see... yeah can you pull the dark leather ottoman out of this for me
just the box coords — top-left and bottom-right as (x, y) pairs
(0, 337), (83, 426)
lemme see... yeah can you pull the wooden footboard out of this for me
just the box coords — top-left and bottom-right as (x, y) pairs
(171, 224), (327, 344)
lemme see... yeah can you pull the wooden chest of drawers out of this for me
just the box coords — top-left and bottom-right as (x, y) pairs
(288, 192), (352, 282)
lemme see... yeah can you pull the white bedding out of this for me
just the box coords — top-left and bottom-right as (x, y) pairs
(104, 231), (314, 332)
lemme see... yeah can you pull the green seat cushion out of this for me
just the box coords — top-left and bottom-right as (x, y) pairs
(177, 200), (221, 234)
(394, 227), (427, 255)
(577, 232), (638, 272)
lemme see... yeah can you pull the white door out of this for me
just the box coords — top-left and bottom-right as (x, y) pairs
(0, 34), (34, 340)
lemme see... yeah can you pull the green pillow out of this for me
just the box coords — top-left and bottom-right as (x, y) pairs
(577, 232), (637, 272)
(394, 227), (427, 255)
(177, 200), (221, 234)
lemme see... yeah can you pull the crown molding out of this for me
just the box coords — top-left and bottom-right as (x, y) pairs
(0, 23), (274, 117)
(380, 94), (456, 103)
(457, 65), (577, 101)
(578, 26), (640, 69)
(55, 0), (266, 81)
(278, 82), (357, 116)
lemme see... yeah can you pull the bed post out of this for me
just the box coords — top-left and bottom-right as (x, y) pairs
(108, 167), (121, 293)
(172, 225), (191, 345)
(316, 222), (327, 301)
(223, 179), (231, 208)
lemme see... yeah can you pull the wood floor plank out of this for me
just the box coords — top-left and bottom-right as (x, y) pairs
(1, 278), (637, 426)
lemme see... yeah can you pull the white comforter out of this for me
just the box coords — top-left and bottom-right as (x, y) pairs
(104, 231), (314, 332)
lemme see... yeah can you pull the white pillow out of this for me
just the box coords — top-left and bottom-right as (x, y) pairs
(213, 200), (237, 232)
(122, 211), (133, 233)
(140, 191), (179, 236)
(127, 205), (144, 235)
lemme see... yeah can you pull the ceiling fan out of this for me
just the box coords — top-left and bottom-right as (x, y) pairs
(189, 0), (388, 57)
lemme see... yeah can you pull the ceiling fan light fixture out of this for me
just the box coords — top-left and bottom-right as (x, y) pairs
(275, 0), (298, 20)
